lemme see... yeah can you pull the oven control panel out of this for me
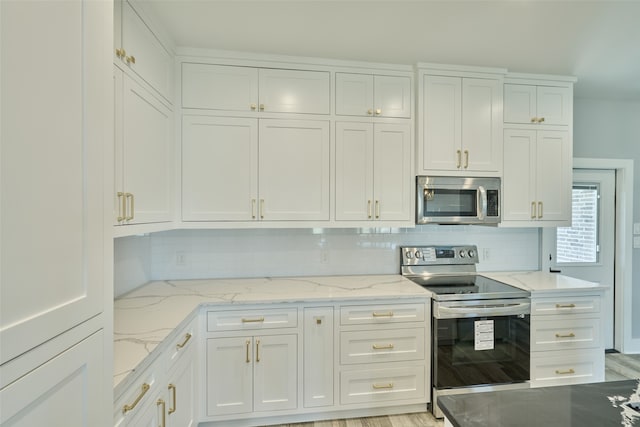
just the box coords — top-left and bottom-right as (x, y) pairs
(401, 245), (479, 266)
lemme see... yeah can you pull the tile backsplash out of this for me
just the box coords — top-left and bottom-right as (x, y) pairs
(115, 225), (540, 297)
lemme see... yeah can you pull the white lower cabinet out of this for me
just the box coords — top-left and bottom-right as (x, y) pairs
(303, 307), (334, 408)
(206, 335), (298, 416)
(529, 292), (605, 388)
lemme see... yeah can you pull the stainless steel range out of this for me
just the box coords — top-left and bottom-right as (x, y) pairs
(401, 245), (531, 418)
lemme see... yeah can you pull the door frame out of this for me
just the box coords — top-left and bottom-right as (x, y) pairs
(570, 158), (635, 353)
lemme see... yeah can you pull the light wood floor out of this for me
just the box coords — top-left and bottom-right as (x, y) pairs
(267, 353), (640, 427)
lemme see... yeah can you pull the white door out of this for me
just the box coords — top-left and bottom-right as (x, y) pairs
(542, 169), (616, 349)
(182, 116), (258, 221)
(536, 86), (571, 126)
(206, 337), (253, 416)
(374, 75), (411, 118)
(335, 73), (374, 117)
(1, 0), (108, 364)
(259, 69), (330, 114)
(504, 84), (537, 124)
(503, 129), (536, 221)
(535, 131), (571, 222)
(373, 123), (412, 221)
(259, 119), (330, 221)
(253, 334), (298, 412)
(166, 355), (196, 427)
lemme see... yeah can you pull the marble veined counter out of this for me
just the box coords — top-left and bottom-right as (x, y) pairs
(439, 379), (640, 427)
(482, 270), (608, 294)
(113, 274), (427, 395)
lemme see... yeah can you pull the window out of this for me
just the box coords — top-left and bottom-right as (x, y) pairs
(556, 185), (599, 263)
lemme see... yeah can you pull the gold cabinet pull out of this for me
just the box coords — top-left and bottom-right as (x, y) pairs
(260, 199), (265, 219)
(168, 384), (177, 414)
(531, 117), (538, 123)
(555, 332), (576, 338)
(256, 339), (261, 362)
(176, 333), (192, 349)
(372, 344), (394, 350)
(531, 201), (537, 219)
(556, 303), (576, 309)
(367, 109), (373, 115)
(259, 103), (265, 111)
(242, 317), (265, 323)
(126, 55), (136, 65)
(456, 150), (462, 168)
(124, 192), (134, 220)
(555, 368), (575, 375)
(157, 399), (166, 427)
(538, 117), (545, 123)
(117, 192), (126, 222)
(538, 201), (543, 219)
(375, 108), (382, 115)
(115, 48), (125, 58)
(122, 383), (150, 414)
(367, 200), (372, 219)
(251, 199), (256, 219)
(372, 311), (394, 318)
(250, 103), (257, 111)
(372, 382), (394, 389)
(375, 200), (380, 219)
(464, 150), (469, 169)
(245, 339), (251, 363)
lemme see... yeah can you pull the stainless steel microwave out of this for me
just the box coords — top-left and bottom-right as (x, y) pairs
(416, 176), (501, 225)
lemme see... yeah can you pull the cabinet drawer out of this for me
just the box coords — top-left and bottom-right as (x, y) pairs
(340, 328), (424, 365)
(164, 318), (197, 370)
(531, 296), (600, 316)
(531, 317), (601, 351)
(340, 365), (425, 405)
(530, 349), (604, 387)
(114, 367), (159, 426)
(207, 308), (298, 332)
(340, 303), (425, 325)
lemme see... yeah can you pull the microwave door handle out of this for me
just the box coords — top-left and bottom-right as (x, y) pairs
(477, 186), (487, 220)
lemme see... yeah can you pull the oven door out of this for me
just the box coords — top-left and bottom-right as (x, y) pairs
(432, 300), (530, 390)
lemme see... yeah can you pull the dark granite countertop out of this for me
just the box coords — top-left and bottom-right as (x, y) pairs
(439, 380), (640, 427)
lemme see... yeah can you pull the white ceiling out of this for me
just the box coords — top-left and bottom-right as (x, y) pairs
(142, 0), (640, 100)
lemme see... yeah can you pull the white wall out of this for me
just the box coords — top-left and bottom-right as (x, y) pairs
(114, 226), (540, 297)
(574, 97), (640, 340)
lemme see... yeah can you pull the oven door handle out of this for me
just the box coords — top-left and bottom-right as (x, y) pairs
(434, 302), (530, 319)
(477, 186), (487, 221)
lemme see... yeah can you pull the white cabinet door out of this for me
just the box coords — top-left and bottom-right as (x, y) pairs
(503, 129), (537, 221)
(335, 122), (374, 221)
(536, 86), (572, 126)
(303, 308), (334, 408)
(374, 75), (411, 118)
(335, 73), (374, 116)
(461, 78), (502, 172)
(504, 84), (537, 124)
(128, 396), (165, 427)
(166, 352), (196, 427)
(259, 69), (330, 114)
(0, 0), (108, 365)
(206, 337), (253, 416)
(253, 334), (298, 412)
(118, 72), (173, 225)
(181, 63), (259, 112)
(259, 120), (330, 221)
(120, 0), (172, 102)
(0, 331), (103, 426)
(373, 123), (412, 221)
(535, 130), (571, 221)
(182, 116), (258, 221)
(421, 75), (461, 171)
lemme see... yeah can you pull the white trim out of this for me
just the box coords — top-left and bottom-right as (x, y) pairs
(573, 158), (637, 353)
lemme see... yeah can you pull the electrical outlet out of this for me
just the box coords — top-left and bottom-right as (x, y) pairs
(320, 249), (329, 264)
(482, 248), (491, 261)
(176, 251), (186, 266)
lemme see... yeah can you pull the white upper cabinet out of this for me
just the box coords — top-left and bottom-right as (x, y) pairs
(504, 83), (572, 126)
(335, 73), (411, 118)
(182, 63), (330, 114)
(419, 72), (503, 175)
(1, 0), (109, 365)
(114, 69), (173, 227)
(115, 0), (173, 103)
(335, 122), (412, 222)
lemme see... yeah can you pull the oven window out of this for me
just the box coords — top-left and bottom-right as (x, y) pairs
(424, 189), (477, 217)
(433, 315), (530, 389)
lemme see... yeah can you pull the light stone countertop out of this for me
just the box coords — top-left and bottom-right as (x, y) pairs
(113, 274), (428, 396)
(481, 270), (608, 294)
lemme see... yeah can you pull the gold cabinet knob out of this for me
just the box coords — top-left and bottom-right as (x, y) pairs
(531, 117), (538, 123)
(375, 108), (382, 115)
(538, 117), (545, 123)
(259, 104), (265, 111)
(367, 109), (373, 115)
(126, 55), (136, 64)
(115, 48), (126, 58)
(250, 103), (257, 111)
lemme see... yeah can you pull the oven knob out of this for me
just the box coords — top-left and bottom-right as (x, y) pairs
(459, 250), (466, 258)
(415, 250), (422, 259)
(468, 249), (475, 258)
(405, 251), (413, 259)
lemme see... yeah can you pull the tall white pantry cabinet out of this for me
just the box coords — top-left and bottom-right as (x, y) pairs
(0, 1), (113, 426)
